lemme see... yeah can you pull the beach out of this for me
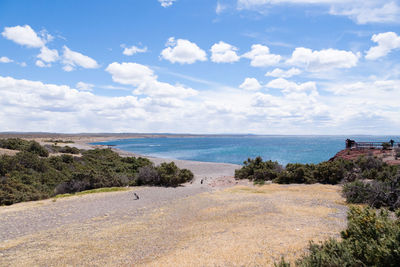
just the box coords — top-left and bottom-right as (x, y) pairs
(0, 134), (348, 266)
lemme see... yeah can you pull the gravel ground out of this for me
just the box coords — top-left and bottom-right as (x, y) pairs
(0, 184), (347, 267)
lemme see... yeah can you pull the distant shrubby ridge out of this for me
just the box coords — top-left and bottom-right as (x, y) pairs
(0, 138), (49, 157)
(0, 138), (193, 205)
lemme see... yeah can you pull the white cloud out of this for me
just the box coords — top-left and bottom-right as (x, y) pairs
(161, 37), (207, 64)
(159, 0), (176, 8)
(76, 82), (94, 91)
(242, 44), (281, 67)
(265, 68), (302, 78)
(122, 45), (148, 56)
(19, 62), (27, 67)
(216, 2), (228, 14)
(237, 0), (400, 24)
(0, 74), (399, 134)
(365, 32), (400, 60)
(35, 60), (50, 68)
(0, 56), (13, 63)
(287, 47), (359, 71)
(37, 46), (59, 63)
(62, 46), (99, 71)
(239, 78), (262, 91)
(2, 25), (45, 48)
(266, 78), (317, 94)
(105, 62), (198, 98)
(210, 41), (240, 63)
(330, 1), (400, 24)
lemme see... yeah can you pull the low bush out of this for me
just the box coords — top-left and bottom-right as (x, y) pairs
(0, 148), (194, 205)
(135, 162), (194, 187)
(0, 138), (48, 157)
(343, 176), (400, 211)
(48, 145), (80, 154)
(235, 157), (354, 185)
(235, 156), (283, 182)
(276, 206), (400, 266)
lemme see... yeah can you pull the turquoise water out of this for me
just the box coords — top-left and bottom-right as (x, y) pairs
(92, 135), (400, 165)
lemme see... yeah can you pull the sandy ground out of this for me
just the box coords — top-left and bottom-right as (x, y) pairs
(0, 184), (347, 267)
(0, 134), (348, 266)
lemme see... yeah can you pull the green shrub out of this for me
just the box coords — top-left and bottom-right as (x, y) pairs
(136, 165), (160, 185)
(357, 155), (384, 172)
(0, 148), (156, 205)
(0, 138), (48, 157)
(275, 163), (314, 184)
(235, 156), (282, 181)
(276, 207), (400, 266)
(156, 162), (194, 186)
(27, 141), (49, 157)
(57, 146), (80, 154)
(382, 142), (391, 150)
(343, 177), (400, 210)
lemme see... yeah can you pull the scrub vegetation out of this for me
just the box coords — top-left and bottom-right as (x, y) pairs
(0, 138), (193, 205)
(235, 156), (400, 266)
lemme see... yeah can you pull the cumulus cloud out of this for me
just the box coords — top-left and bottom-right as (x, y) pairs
(365, 32), (400, 60)
(239, 78), (262, 91)
(287, 47), (359, 71)
(266, 78), (317, 94)
(216, 2), (228, 14)
(76, 82), (94, 91)
(159, 0), (175, 7)
(265, 68), (302, 78)
(1, 74), (399, 134)
(242, 44), (281, 67)
(161, 37), (207, 64)
(2, 25), (46, 48)
(237, 0), (400, 24)
(0, 56), (13, 63)
(35, 60), (50, 68)
(122, 45), (148, 56)
(37, 46), (59, 63)
(330, 1), (400, 24)
(106, 62), (198, 98)
(62, 46), (99, 71)
(210, 41), (240, 63)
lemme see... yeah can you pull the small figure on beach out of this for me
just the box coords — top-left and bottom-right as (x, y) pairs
(390, 139), (394, 147)
(133, 192), (139, 200)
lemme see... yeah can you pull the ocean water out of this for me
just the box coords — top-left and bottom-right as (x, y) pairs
(92, 135), (400, 165)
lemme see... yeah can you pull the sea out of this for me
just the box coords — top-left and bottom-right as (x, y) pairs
(92, 135), (400, 166)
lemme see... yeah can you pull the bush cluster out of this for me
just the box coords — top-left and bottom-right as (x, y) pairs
(44, 145), (80, 154)
(343, 176), (400, 211)
(235, 157), (353, 185)
(0, 138), (49, 157)
(136, 162), (194, 187)
(236, 155), (400, 210)
(276, 206), (400, 267)
(0, 146), (193, 205)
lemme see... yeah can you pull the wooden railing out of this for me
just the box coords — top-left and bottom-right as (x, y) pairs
(346, 139), (398, 150)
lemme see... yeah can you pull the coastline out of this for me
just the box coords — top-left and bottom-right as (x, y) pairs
(2, 133), (243, 187)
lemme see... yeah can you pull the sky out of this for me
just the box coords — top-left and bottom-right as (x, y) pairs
(0, 0), (399, 134)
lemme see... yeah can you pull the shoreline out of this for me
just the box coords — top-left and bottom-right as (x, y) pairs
(49, 135), (243, 187)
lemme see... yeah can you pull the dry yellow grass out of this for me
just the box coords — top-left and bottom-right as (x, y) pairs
(0, 148), (18, 156)
(0, 184), (347, 267)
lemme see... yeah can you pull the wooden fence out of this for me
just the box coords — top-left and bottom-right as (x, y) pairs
(346, 139), (398, 150)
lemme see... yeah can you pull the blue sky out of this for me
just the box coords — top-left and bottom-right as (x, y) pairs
(0, 0), (399, 134)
